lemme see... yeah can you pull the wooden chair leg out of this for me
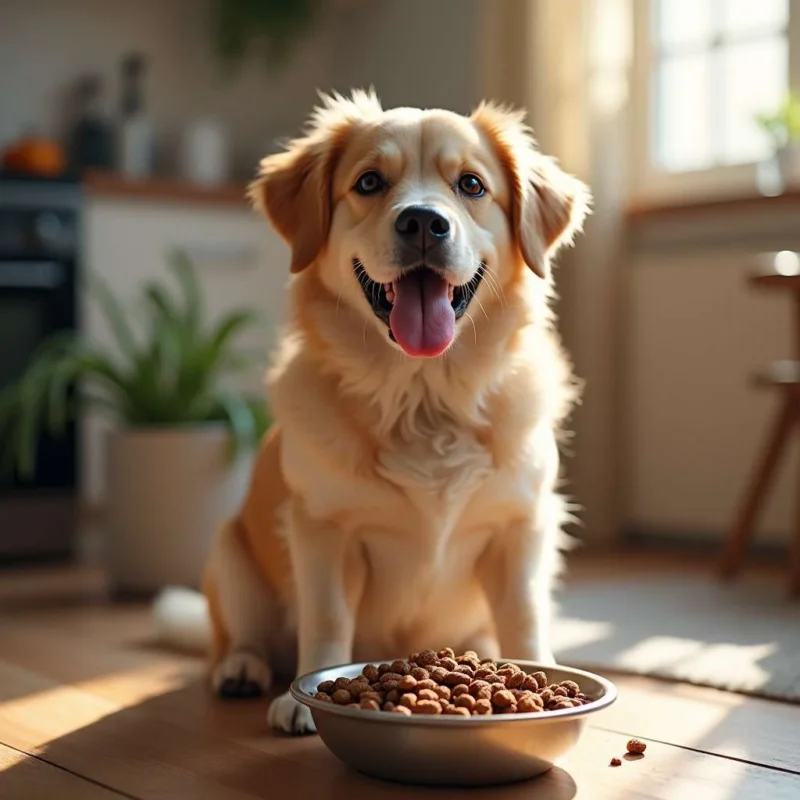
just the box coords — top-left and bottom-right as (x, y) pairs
(721, 396), (797, 579)
(790, 427), (800, 599)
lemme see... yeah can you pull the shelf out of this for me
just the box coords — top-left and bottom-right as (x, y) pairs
(84, 170), (252, 209)
(626, 188), (800, 222)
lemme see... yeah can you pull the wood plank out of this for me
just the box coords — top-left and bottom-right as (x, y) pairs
(0, 742), (128, 800)
(1, 625), (799, 799)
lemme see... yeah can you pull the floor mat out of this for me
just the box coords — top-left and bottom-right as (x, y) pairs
(552, 572), (800, 702)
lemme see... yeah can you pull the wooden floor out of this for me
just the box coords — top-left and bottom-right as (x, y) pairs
(1, 555), (799, 799)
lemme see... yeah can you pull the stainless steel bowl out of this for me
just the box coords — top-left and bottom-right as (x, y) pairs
(291, 660), (617, 787)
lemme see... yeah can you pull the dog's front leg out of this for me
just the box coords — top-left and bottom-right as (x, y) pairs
(479, 504), (564, 666)
(267, 500), (365, 735)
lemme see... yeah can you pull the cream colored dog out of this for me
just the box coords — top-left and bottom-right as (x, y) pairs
(155, 90), (589, 735)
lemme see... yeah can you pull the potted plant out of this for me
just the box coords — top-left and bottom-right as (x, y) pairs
(756, 91), (800, 187)
(0, 252), (270, 594)
(212, 0), (321, 75)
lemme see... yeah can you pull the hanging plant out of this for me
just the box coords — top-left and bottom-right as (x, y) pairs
(212, 0), (321, 75)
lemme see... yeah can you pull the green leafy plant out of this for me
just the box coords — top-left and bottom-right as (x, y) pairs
(0, 251), (270, 479)
(756, 91), (800, 149)
(212, 0), (321, 75)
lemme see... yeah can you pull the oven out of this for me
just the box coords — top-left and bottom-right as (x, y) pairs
(0, 176), (81, 562)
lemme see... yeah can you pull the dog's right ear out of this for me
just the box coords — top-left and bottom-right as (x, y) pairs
(248, 89), (383, 274)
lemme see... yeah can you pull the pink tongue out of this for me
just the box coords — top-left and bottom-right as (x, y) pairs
(389, 270), (455, 357)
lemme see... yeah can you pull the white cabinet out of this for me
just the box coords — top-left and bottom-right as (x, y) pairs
(81, 198), (290, 505)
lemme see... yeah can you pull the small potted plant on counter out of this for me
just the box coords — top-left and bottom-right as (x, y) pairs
(756, 91), (800, 189)
(0, 252), (270, 595)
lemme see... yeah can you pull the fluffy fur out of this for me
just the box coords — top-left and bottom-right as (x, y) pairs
(154, 89), (590, 735)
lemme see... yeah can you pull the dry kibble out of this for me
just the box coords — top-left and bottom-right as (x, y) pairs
(518, 695), (543, 713)
(561, 681), (580, 698)
(434, 685), (451, 702)
(506, 671), (525, 690)
(416, 650), (438, 667)
(474, 698), (493, 715)
(348, 681), (370, 700)
(454, 694), (477, 712)
(521, 674), (540, 693)
(415, 699), (442, 715)
(430, 666), (448, 683)
(332, 689), (352, 705)
(531, 671), (548, 689)
(469, 680), (492, 699)
(307, 651), (594, 719)
(362, 664), (380, 681)
(493, 690), (515, 708)
(444, 705), (471, 717)
(610, 758), (622, 767)
(626, 740), (647, 755)
(443, 671), (470, 687)
(399, 693), (417, 710)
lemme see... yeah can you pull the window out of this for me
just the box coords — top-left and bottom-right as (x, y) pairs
(632, 0), (792, 198)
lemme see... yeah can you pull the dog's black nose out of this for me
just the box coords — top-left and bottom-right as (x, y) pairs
(395, 205), (451, 253)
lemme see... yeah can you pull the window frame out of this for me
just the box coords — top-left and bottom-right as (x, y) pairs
(629, 0), (800, 204)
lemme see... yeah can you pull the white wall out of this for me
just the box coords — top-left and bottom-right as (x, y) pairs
(626, 239), (800, 547)
(0, 0), (481, 177)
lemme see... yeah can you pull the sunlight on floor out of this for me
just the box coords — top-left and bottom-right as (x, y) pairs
(616, 637), (777, 689)
(0, 663), (195, 749)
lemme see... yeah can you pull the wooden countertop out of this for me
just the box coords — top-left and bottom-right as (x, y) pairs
(84, 170), (252, 208)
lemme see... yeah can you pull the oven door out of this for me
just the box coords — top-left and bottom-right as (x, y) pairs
(0, 257), (78, 560)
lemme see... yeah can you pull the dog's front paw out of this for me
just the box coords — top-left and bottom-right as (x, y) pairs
(213, 650), (272, 699)
(268, 690), (316, 735)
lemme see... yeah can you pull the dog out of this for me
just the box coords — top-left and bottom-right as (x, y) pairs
(154, 89), (589, 735)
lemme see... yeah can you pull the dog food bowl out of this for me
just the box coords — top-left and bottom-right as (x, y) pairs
(291, 660), (617, 786)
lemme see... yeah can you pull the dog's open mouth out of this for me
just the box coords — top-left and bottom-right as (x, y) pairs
(353, 258), (485, 358)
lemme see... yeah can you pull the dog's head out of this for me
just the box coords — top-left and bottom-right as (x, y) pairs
(250, 90), (589, 359)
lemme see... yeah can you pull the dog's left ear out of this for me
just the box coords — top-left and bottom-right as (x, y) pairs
(472, 102), (591, 279)
(249, 89), (383, 274)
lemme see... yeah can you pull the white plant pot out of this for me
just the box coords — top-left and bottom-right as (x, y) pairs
(105, 425), (253, 595)
(776, 144), (800, 187)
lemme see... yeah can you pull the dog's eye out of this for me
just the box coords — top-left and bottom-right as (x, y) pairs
(354, 170), (386, 196)
(457, 173), (486, 197)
